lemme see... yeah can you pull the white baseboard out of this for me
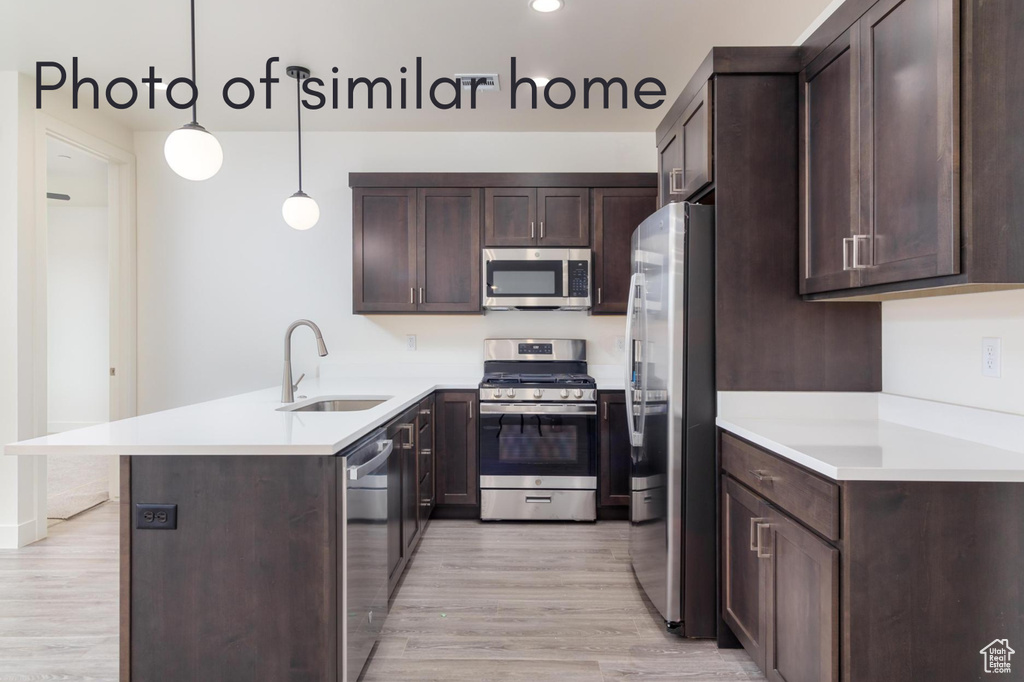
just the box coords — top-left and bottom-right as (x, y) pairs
(0, 519), (45, 549)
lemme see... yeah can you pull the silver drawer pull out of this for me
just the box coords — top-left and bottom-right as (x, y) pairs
(526, 495), (552, 503)
(749, 516), (768, 551)
(756, 522), (771, 559)
(643, 495), (654, 503)
(748, 469), (772, 483)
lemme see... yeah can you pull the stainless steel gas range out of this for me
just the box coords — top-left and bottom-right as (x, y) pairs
(477, 339), (597, 522)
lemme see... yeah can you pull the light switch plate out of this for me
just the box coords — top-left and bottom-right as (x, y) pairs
(406, 334), (417, 351)
(982, 337), (1001, 378)
(615, 336), (625, 353)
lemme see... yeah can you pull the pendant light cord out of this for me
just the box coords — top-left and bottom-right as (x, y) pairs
(190, 0), (198, 124)
(296, 74), (303, 192)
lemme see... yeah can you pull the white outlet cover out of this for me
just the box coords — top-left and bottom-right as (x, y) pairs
(615, 336), (626, 352)
(982, 337), (1001, 378)
(406, 334), (417, 351)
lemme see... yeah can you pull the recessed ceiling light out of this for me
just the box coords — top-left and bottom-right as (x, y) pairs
(533, 77), (551, 87)
(530, 0), (564, 12)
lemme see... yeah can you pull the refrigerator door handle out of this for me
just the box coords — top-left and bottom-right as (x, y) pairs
(623, 272), (644, 447)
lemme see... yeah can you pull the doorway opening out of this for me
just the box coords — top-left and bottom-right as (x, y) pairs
(43, 136), (118, 522)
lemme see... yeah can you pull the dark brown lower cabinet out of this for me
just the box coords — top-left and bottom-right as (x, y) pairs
(417, 396), (435, 522)
(598, 392), (631, 509)
(722, 477), (768, 671)
(764, 507), (839, 682)
(435, 391), (479, 508)
(722, 474), (839, 682)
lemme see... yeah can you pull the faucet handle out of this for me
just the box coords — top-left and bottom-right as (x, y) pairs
(293, 373), (306, 391)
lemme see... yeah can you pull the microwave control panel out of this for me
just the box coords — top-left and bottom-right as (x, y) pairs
(568, 260), (590, 298)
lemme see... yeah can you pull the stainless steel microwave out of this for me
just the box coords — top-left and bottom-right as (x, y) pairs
(482, 248), (592, 311)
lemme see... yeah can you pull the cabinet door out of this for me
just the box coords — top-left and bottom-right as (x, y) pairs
(402, 423), (419, 557)
(417, 188), (482, 312)
(353, 188), (418, 312)
(435, 391), (479, 506)
(592, 188), (657, 314)
(722, 477), (768, 673)
(598, 392), (631, 507)
(800, 31), (861, 295)
(657, 120), (684, 208)
(386, 425), (404, 580)
(537, 188), (590, 246)
(764, 508), (839, 682)
(484, 188), (537, 247)
(858, 0), (959, 287)
(680, 81), (713, 198)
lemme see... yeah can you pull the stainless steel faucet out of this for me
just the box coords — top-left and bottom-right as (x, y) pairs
(282, 319), (328, 403)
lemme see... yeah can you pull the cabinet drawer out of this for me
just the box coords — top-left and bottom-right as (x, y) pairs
(721, 433), (839, 541)
(419, 472), (433, 505)
(418, 448), (432, 483)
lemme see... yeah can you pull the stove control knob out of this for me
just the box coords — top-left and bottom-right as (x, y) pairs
(560, 388), (570, 399)
(506, 388), (516, 398)
(492, 389), (502, 399)
(574, 388), (584, 399)
(533, 389), (543, 399)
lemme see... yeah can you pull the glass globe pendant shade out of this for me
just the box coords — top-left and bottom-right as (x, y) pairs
(164, 123), (223, 181)
(283, 190), (320, 230)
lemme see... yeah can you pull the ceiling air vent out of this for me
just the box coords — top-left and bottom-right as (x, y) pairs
(455, 74), (501, 92)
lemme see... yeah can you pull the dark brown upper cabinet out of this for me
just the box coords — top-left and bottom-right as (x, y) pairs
(657, 81), (713, 207)
(353, 187), (481, 314)
(800, 0), (1024, 300)
(592, 188), (657, 313)
(353, 188), (418, 313)
(800, 30), (860, 294)
(537, 188), (589, 246)
(485, 188), (589, 247)
(484, 187), (536, 247)
(417, 188), (482, 312)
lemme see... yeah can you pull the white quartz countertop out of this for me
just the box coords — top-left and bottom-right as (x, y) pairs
(4, 376), (479, 457)
(717, 392), (1024, 482)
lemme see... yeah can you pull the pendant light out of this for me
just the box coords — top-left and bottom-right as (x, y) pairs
(164, 0), (223, 181)
(282, 65), (320, 231)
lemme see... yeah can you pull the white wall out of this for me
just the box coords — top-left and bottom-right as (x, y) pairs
(135, 131), (652, 412)
(883, 290), (1024, 415)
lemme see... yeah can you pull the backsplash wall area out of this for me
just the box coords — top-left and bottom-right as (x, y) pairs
(134, 131), (651, 414)
(883, 289), (1024, 416)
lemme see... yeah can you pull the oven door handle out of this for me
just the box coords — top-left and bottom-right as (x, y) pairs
(479, 403), (597, 416)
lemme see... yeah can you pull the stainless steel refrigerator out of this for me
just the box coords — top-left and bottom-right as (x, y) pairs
(624, 201), (717, 636)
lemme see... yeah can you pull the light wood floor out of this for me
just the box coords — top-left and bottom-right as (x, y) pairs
(364, 520), (765, 681)
(0, 504), (764, 682)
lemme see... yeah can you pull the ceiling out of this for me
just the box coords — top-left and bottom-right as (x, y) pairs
(2, 0), (832, 132)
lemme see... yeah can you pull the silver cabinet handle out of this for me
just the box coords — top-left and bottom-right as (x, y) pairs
(756, 522), (771, 559)
(420, 448), (432, 456)
(530, 221), (535, 239)
(748, 469), (772, 483)
(749, 516), (768, 551)
(603, 401), (608, 421)
(468, 402), (473, 420)
(419, 287), (424, 304)
(853, 235), (871, 269)
(597, 287), (602, 305)
(669, 168), (684, 195)
(402, 423), (415, 449)
(419, 408), (431, 416)
(526, 495), (552, 503)
(540, 221), (545, 239)
(410, 287), (415, 304)
(843, 238), (854, 271)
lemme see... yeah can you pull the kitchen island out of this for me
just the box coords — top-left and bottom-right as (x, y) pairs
(716, 392), (1024, 682)
(5, 376), (477, 682)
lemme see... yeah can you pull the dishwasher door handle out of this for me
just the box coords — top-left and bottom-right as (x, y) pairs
(348, 439), (394, 480)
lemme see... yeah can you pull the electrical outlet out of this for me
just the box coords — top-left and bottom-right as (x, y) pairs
(406, 334), (417, 351)
(615, 336), (626, 353)
(982, 337), (1001, 378)
(136, 503), (177, 530)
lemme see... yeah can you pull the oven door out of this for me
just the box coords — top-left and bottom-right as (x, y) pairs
(478, 402), (597, 487)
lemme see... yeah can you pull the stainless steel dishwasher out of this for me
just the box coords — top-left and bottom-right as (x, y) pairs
(342, 428), (393, 682)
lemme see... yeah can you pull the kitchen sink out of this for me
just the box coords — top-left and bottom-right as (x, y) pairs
(279, 397), (391, 413)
